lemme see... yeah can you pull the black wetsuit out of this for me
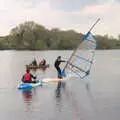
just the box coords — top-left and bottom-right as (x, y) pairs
(54, 58), (65, 78)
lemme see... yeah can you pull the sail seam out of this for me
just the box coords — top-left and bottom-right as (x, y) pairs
(69, 62), (86, 73)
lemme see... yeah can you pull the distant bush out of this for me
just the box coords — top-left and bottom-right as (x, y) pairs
(0, 21), (120, 50)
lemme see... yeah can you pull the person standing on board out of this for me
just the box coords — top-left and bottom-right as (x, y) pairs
(22, 69), (36, 83)
(54, 56), (66, 79)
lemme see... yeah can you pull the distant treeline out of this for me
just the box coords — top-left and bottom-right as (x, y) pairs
(0, 21), (120, 50)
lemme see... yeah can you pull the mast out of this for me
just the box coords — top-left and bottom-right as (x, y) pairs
(89, 18), (100, 32)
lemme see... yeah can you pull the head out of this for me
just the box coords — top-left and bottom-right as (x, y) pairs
(26, 69), (30, 73)
(57, 56), (61, 59)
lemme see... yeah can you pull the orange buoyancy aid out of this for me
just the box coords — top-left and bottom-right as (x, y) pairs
(23, 73), (31, 81)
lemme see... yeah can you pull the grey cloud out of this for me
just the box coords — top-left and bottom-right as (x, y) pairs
(116, 0), (120, 2)
(50, 0), (120, 12)
(50, 0), (100, 12)
(12, 0), (120, 10)
(14, 0), (44, 8)
(13, 0), (99, 10)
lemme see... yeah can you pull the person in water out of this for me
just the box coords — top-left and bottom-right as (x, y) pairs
(22, 69), (36, 83)
(39, 58), (46, 66)
(54, 56), (66, 79)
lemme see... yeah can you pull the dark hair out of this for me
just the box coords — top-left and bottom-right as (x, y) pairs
(26, 69), (30, 73)
(57, 56), (61, 59)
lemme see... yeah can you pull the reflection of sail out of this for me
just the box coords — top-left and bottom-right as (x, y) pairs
(63, 19), (100, 79)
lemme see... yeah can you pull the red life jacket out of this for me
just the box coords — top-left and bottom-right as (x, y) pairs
(23, 73), (31, 81)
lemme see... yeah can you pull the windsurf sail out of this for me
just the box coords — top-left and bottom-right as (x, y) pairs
(62, 18), (100, 79)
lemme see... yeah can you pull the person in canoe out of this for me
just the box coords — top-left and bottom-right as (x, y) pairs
(39, 58), (46, 66)
(54, 56), (66, 79)
(22, 69), (37, 83)
(31, 58), (37, 66)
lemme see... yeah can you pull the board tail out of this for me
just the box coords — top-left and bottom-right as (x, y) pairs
(61, 69), (67, 77)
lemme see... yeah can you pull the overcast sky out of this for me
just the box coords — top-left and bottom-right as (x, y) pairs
(0, 0), (120, 38)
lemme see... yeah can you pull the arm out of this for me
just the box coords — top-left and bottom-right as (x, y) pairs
(60, 60), (66, 62)
(57, 58), (66, 63)
(21, 76), (24, 82)
(31, 74), (36, 79)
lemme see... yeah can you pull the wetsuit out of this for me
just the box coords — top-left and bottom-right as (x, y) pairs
(32, 60), (37, 66)
(54, 58), (65, 78)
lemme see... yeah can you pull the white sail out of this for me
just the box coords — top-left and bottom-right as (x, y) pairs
(61, 18), (100, 79)
(63, 31), (97, 78)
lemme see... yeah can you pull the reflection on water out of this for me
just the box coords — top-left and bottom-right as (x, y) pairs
(21, 89), (34, 114)
(54, 81), (81, 120)
(55, 81), (66, 98)
(22, 89), (33, 103)
(54, 76), (96, 120)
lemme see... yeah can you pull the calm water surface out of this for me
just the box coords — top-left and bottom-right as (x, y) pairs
(0, 50), (120, 120)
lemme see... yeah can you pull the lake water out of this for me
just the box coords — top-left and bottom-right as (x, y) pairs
(0, 50), (120, 120)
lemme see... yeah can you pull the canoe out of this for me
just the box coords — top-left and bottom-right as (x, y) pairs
(17, 80), (42, 89)
(26, 64), (49, 70)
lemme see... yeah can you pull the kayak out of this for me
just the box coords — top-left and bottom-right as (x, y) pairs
(17, 80), (43, 89)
